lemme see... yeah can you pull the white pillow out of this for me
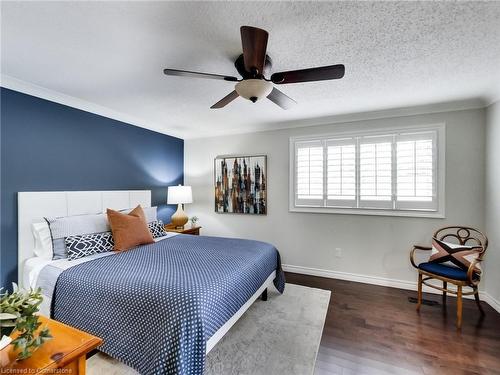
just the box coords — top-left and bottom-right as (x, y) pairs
(31, 222), (53, 259)
(121, 206), (157, 223)
(144, 206), (157, 223)
(45, 211), (111, 260)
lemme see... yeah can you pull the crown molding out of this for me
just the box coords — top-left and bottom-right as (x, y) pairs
(185, 97), (488, 140)
(1, 74), (490, 141)
(286, 99), (486, 128)
(0, 74), (184, 140)
(486, 97), (500, 108)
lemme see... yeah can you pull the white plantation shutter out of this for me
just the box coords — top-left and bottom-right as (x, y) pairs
(291, 125), (443, 215)
(295, 140), (324, 206)
(359, 135), (393, 208)
(326, 138), (356, 207)
(396, 131), (437, 210)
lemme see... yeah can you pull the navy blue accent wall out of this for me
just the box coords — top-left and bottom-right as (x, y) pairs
(1, 88), (184, 288)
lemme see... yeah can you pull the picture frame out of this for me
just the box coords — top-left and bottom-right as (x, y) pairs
(214, 154), (267, 215)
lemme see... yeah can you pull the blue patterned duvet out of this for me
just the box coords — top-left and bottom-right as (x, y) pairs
(51, 234), (285, 374)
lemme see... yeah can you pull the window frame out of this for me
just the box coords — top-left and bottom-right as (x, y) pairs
(289, 123), (446, 218)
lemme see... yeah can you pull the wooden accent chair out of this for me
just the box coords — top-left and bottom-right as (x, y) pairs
(410, 226), (488, 329)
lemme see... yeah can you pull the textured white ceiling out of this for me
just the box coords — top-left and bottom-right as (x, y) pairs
(1, 1), (500, 139)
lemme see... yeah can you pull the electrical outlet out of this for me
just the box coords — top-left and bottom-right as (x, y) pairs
(335, 248), (342, 258)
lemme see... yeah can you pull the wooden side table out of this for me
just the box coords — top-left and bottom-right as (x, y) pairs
(1, 316), (102, 374)
(165, 223), (201, 235)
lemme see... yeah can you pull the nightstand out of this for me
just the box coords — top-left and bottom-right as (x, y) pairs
(164, 223), (201, 235)
(1, 316), (102, 374)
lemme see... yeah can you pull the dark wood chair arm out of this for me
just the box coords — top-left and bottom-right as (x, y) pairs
(410, 245), (432, 269)
(467, 258), (483, 286)
(414, 245), (432, 251)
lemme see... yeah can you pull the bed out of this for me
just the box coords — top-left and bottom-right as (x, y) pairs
(18, 190), (285, 374)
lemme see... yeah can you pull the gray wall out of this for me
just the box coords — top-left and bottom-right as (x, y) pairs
(485, 101), (500, 302)
(185, 108), (486, 286)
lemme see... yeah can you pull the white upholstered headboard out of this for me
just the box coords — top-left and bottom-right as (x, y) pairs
(17, 190), (151, 284)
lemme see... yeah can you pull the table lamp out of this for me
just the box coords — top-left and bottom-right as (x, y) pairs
(167, 185), (193, 228)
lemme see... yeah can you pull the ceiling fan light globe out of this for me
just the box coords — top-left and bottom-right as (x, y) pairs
(235, 79), (273, 102)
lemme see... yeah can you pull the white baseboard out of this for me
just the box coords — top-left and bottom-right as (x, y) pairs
(283, 264), (500, 314)
(482, 293), (500, 313)
(284, 264), (417, 290)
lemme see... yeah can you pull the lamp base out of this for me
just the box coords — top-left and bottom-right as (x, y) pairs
(171, 204), (188, 229)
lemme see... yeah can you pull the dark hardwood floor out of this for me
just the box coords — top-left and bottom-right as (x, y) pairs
(285, 272), (500, 375)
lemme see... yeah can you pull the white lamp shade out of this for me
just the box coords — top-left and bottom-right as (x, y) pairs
(235, 79), (273, 101)
(167, 185), (193, 204)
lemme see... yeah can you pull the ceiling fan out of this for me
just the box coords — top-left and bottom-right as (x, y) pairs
(163, 26), (345, 110)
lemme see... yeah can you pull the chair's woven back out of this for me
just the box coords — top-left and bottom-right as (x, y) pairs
(433, 226), (488, 259)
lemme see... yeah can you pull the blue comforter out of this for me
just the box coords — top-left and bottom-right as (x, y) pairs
(51, 235), (285, 374)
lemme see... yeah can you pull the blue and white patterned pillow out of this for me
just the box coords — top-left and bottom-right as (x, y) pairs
(148, 220), (167, 238)
(65, 232), (114, 260)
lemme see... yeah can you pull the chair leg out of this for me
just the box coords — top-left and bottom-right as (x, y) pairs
(417, 272), (423, 311)
(473, 287), (485, 316)
(442, 281), (447, 306)
(456, 286), (463, 329)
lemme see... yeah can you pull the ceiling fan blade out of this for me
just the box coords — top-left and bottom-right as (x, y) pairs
(271, 64), (345, 84)
(163, 68), (238, 82)
(240, 26), (268, 75)
(267, 88), (297, 110)
(210, 91), (239, 109)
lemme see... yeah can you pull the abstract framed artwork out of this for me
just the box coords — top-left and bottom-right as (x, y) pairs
(214, 154), (267, 214)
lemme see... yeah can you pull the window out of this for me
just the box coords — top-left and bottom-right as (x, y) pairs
(327, 140), (356, 206)
(296, 140), (323, 205)
(290, 125), (445, 217)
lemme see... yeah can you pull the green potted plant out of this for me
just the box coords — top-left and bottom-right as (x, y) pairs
(189, 216), (199, 228)
(0, 284), (52, 360)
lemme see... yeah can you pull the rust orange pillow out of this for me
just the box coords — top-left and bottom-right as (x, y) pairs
(107, 205), (154, 251)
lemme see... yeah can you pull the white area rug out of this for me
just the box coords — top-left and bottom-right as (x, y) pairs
(87, 283), (330, 375)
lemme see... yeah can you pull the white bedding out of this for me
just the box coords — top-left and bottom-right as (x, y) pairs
(24, 233), (178, 316)
(24, 251), (116, 288)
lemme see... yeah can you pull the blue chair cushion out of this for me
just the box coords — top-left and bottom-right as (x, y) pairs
(418, 262), (472, 281)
